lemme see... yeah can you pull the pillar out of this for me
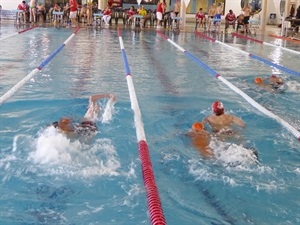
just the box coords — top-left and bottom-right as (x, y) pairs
(285, 0), (291, 18)
(98, 0), (106, 9)
(260, 0), (268, 31)
(180, 0), (186, 28)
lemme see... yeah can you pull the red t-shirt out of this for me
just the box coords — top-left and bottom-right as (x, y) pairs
(128, 10), (135, 16)
(18, 3), (27, 11)
(196, 12), (205, 19)
(225, 13), (236, 22)
(157, 3), (163, 13)
(69, 0), (78, 12)
(103, 8), (112, 16)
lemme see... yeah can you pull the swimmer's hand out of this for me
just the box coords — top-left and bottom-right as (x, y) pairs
(109, 94), (116, 102)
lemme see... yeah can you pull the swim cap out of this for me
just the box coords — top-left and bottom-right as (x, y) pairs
(271, 75), (277, 78)
(192, 122), (204, 132)
(212, 101), (224, 115)
(254, 77), (263, 84)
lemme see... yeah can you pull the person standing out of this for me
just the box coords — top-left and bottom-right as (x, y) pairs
(29, 0), (37, 23)
(69, 0), (78, 28)
(207, 3), (216, 32)
(242, 3), (251, 33)
(156, 0), (165, 28)
(173, 0), (180, 17)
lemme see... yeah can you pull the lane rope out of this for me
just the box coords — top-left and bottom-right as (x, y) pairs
(158, 31), (300, 141)
(269, 34), (300, 44)
(232, 32), (300, 55)
(0, 26), (38, 42)
(117, 28), (167, 225)
(0, 27), (80, 106)
(195, 31), (300, 77)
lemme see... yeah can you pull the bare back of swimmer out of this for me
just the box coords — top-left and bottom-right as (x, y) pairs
(202, 101), (245, 134)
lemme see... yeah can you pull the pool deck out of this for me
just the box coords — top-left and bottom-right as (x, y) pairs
(2, 18), (300, 43)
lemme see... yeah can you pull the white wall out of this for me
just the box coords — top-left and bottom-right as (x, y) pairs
(0, 0), (25, 10)
(224, 0), (243, 16)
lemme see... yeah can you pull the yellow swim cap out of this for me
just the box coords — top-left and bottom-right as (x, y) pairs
(192, 122), (204, 132)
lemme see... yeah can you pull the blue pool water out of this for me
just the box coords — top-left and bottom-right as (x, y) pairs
(0, 24), (300, 225)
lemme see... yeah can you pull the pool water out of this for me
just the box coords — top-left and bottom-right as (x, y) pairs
(0, 24), (300, 225)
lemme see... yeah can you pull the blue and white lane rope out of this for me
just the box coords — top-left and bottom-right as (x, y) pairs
(0, 26), (38, 42)
(157, 31), (300, 141)
(117, 28), (167, 225)
(0, 27), (80, 106)
(232, 32), (300, 55)
(195, 31), (300, 77)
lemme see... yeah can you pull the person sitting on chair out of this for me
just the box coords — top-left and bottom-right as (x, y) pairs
(195, 8), (206, 30)
(225, 9), (236, 32)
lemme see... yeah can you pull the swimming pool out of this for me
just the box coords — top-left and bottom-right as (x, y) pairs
(0, 24), (300, 225)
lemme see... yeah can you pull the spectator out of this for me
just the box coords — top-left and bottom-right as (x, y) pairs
(195, 8), (206, 30)
(225, 9), (236, 32)
(102, 4), (112, 26)
(137, 6), (149, 28)
(86, 1), (93, 26)
(29, 0), (37, 23)
(127, 6), (135, 24)
(242, 3), (251, 33)
(69, 0), (78, 27)
(156, 0), (165, 28)
(17, 1), (27, 23)
(173, 0), (180, 17)
(207, 3), (216, 31)
(80, 4), (87, 23)
(36, 2), (46, 23)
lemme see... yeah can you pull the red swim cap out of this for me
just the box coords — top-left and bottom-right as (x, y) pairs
(271, 74), (277, 78)
(212, 101), (224, 115)
(192, 122), (204, 132)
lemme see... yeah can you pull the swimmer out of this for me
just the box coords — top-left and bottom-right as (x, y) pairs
(202, 101), (245, 135)
(186, 122), (214, 158)
(52, 94), (116, 137)
(254, 75), (286, 93)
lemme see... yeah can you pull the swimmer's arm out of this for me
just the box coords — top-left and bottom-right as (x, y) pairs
(201, 116), (209, 125)
(232, 115), (245, 128)
(90, 94), (116, 103)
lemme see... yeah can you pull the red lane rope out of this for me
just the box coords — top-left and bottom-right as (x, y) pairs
(232, 32), (264, 43)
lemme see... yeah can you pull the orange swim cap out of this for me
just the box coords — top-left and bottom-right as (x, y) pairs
(192, 122), (204, 132)
(254, 77), (263, 84)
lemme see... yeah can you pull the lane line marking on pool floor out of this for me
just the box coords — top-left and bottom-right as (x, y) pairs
(117, 28), (167, 225)
(195, 31), (300, 77)
(232, 32), (300, 55)
(157, 31), (300, 141)
(0, 26), (38, 42)
(0, 27), (80, 106)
